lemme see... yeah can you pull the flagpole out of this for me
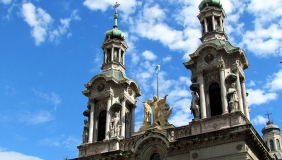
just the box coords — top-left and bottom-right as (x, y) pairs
(157, 72), (159, 98)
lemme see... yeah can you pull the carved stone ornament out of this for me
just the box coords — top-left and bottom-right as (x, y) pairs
(236, 144), (243, 151)
(128, 88), (133, 96)
(192, 152), (198, 159)
(204, 54), (214, 63)
(97, 83), (105, 92)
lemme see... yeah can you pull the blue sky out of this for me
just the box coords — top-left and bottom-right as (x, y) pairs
(1, 0), (282, 159)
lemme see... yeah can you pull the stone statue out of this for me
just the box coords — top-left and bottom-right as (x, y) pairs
(143, 99), (152, 124)
(82, 119), (89, 143)
(227, 83), (239, 112)
(190, 91), (200, 120)
(138, 100), (153, 131)
(152, 95), (172, 127)
(110, 111), (121, 138)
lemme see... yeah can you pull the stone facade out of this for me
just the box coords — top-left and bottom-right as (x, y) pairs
(72, 1), (273, 160)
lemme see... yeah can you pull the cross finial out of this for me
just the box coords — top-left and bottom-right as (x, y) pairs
(113, 2), (120, 11)
(265, 111), (272, 122)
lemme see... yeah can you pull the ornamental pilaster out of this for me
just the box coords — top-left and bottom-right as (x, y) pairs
(240, 78), (249, 120)
(88, 99), (96, 143)
(218, 65), (228, 114)
(198, 70), (207, 119)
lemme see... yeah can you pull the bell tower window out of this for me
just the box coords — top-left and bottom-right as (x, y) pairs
(209, 83), (222, 116)
(277, 139), (281, 151)
(270, 139), (275, 151)
(207, 17), (213, 32)
(97, 110), (106, 141)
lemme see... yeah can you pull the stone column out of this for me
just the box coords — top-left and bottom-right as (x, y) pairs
(94, 115), (98, 142)
(118, 48), (121, 63)
(219, 66), (228, 114)
(212, 16), (215, 31)
(131, 105), (136, 136)
(122, 51), (125, 65)
(121, 97), (126, 138)
(204, 18), (208, 33)
(222, 20), (225, 32)
(241, 79), (250, 120)
(198, 71), (207, 119)
(104, 50), (106, 63)
(88, 100), (95, 143)
(220, 17), (223, 32)
(111, 47), (114, 62)
(105, 96), (112, 140)
(235, 70), (244, 114)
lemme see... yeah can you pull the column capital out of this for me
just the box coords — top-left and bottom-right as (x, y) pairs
(89, 99), (96, 104)
(106, 93), (113, 99)
(119, 95), (127, 102)
(197, 70), (204, 75)
(240, 77), (246, 83)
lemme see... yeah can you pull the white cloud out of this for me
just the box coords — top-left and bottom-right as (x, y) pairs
(247, 89), (277, 106)
(0, 0), (12, 5)
(266, 69), (282, 91)
(129, 3), (201, 60)
(33, 89), (62, 110)
(83, 0), (139, 18)
(19, 110), (54, 125)
(162, 56), (171, 63)
(0, 150), (43, 160)
(248, 80), (256, 87)
(241, 24), (282, 57)
(169, 98), (192, 126)
(22, 3), (80, 45)
(21, 3), (52, 45)
(49, 9), (81, 44)
(142, 50), (157, 61)
(252, 115), (268, 125)
(38, 135), (80, 150)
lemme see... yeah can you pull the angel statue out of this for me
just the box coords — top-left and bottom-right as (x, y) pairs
(152, 95), (172, 127)
(143, 99), (152, 124)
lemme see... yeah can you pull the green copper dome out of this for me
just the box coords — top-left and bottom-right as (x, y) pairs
(199, 0), (222, 10)
(104, 8), (125, 41)
(104, 28), (125, 41)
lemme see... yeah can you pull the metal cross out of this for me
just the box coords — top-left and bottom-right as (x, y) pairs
(265, 111), (272, 121)
(113, 2), (120, 10)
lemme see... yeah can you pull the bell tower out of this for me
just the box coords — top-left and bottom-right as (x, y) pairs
(184, 0), (250, 121)
(198, 0), (228, 42)
(78, 2), (142, 156)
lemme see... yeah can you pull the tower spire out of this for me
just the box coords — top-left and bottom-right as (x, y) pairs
(113, 2), (120, 28)
(265, 111), (272, 124)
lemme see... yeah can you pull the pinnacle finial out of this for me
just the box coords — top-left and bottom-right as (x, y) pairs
(113, 2), (120, 28)
(113, 2), (120, 13)
(265, 111), (272, 124)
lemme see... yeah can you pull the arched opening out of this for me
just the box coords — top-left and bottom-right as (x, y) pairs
(150, 153), (160, 160)
(270, 139), (275, 151)
(209, 83), (222, 116)
(97, 110), (106, 141)
(277, 139), (281, 151)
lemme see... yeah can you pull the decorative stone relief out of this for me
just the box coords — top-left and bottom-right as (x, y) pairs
(204, 54), (214, 63)
(97, 83), (105, 92)
(236, 144), (243, 151)
(192, 152), (198, 159)
(87, 145), (106, 155)
(203, 117), (228, 131)
(128, 88), (133, 96)
(97, 101), (106, 113)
